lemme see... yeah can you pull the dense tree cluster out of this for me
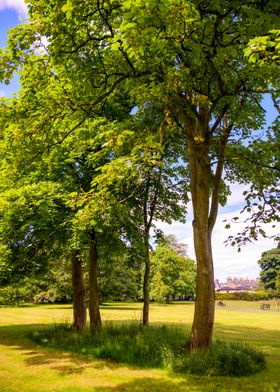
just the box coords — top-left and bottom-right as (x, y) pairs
(0, 0), (279, 349)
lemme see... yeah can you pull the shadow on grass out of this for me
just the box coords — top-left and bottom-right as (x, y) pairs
(92, 378), (280, 392)
(100, 305), (142, 311)
(0, 323), (120, 376)
(99, 301), (195, 312)
(0, 303), (33, 308)
(93, 378), (230, 392)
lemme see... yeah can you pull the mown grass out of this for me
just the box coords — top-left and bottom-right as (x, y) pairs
(0, 301), (279, 391)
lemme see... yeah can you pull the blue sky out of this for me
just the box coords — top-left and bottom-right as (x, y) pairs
(0, 4), (25, 96)
(0, 1), (278, 281)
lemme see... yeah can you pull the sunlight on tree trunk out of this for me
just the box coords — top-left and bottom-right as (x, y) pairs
(185, 134), (215, 349)
(143, 232), (150, 326)
(71, 250), (87, 332)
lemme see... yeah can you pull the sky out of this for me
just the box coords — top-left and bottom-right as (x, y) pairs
(0, 1), (278, 282)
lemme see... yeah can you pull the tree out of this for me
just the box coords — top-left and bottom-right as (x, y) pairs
(158, 234), (188, 257)
(258, 243), (280, 292)
(98, 253), (140, 302)
(0, 183), (69, 285)
(0, 43), (137, 332)
(1, 0), (279, 349)
(128, 107), (189, 326)
(150, 243), (196, 302)
(85, 104), (189, 325)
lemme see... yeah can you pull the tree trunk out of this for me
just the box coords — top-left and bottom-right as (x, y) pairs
(71, 250), (87, 332)
(185, 136), (215, 349)
(142, 232), (150, 326)
(187, 226), (215, 349)
(88, 230), (102, 332)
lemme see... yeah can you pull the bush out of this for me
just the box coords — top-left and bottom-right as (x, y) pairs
(215, 291), (271, 301)
(31, 322), (266, 377)
(172, 341), (266, 376)
(32, 322), (185, 368)
(0, 286), (32, 306)
(33, 288), (72, 304)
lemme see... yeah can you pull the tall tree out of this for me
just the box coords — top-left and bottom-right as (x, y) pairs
(1, 0), (279, 349)
(86, 100), (189, 325)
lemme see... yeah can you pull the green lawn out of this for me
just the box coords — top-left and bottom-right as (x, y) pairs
(0, 302), (279, 392)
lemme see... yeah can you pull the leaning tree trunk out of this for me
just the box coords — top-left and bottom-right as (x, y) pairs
(142, 231), (151, 326)
(185, 135), (216, 349)
(71, 250), (87, 332)
(88, 230), (102, 332)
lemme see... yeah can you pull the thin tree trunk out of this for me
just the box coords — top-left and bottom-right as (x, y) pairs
(71, 250), (87, 332)
(142, 231), (150, 326)
(88, 230), (102, 332)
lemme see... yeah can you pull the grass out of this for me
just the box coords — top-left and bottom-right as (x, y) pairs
(0, 301), (279, 391)
(31, 322), (266, 377)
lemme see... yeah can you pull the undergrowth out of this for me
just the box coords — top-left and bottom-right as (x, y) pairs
(31, 322), (266, 377)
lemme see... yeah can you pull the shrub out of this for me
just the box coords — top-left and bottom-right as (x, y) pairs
(215, 291), (271, 301)
(172, 341), (266, 376)
(31, 322), (266, 377)
(0, 286), (32, 305)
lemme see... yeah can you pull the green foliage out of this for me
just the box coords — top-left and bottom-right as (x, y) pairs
(0, 256), (73, 305)
(150, 242), (196, 302)
(32, 258), (73, 303)
(245, 29), (280, 65)
(0, 183), (70, 285)
(31, 322), (266, 377)
(32, 322), (186, 368)
(258, 244), (280, 294)
(0, 285), (31, 306)
(172, 341), (266, 377)
(157, 234), (188, 256)
(98, 251), (141, 302)
(276, 272), (280, 297)
(215, 291), (270, 301)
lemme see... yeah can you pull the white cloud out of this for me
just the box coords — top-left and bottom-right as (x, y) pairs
(31, 35), (49, 55)
(209, 211), (276, 282)
(0, 90), (6, 97)
(225, 183), (248, 207)
(0, 0), (28, 20)
(154, 183), (278, 283)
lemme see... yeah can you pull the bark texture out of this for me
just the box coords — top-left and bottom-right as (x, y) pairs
(142, 232), (150, 326)
(88, 230), (102, 332)
(71, 250), (87, 332)
(186, 138), (215, 348)
(184, 112), (229, 349)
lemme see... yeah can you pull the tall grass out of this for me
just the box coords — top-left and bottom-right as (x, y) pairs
(31, 321), (266, 377)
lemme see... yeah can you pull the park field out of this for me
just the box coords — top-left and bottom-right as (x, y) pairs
(0, 301), (279, 392)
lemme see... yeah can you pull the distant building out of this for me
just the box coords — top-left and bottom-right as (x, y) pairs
(215, 277), (259, 293)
